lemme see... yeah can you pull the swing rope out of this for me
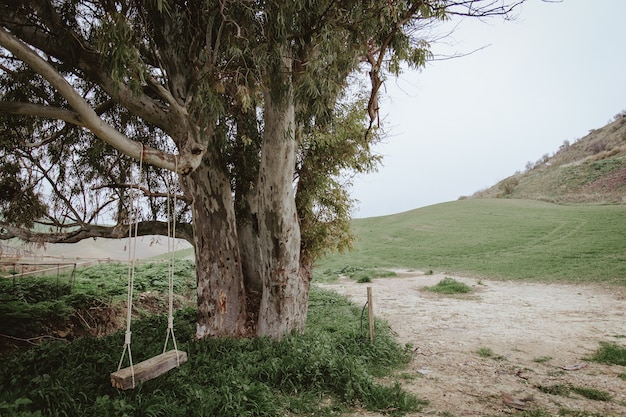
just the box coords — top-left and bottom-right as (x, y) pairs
(116, 146), (144, 388)
(113, 151), (185, 389)
(163, 157), (181, 365)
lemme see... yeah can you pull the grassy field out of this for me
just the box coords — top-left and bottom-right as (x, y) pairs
(316, 199), (626, 285)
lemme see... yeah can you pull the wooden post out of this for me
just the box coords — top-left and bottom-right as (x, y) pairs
(367, 286), (374, 343)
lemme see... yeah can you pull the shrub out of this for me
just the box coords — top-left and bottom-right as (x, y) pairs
(499, 177), (519, 195)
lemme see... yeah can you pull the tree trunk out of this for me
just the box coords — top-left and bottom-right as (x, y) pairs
(256, 87), (309, 338)
(183, 156), (248, 338)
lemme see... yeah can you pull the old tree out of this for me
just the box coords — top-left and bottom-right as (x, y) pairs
(0, 0), (521, 339)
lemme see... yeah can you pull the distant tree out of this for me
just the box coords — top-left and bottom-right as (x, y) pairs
(0, 0), (524, 339)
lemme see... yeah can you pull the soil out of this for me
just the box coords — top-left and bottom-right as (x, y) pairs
(318, 271), (626, 416)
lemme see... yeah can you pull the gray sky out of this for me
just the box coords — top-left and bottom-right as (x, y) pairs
(351, 0), (626, 218)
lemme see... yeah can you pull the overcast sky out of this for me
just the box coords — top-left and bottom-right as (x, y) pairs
(350, 0), (626, 218)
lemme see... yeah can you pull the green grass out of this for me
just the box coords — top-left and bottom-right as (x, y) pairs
(423, 277), (472, 294)
(476, 347), (494, 357)
(314, 265), (397, 283)
(536, 384), (611, 402)
(570, 386), (611, 402)
(588, 341), (626, 366)
(316, 199), (626, 285)
(0, 286), (425, 416)
(0, 262), (197, 342)
(475, 347), (506, 361)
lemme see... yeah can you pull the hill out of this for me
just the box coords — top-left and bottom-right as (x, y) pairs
(472, 114), (626, 204)
(316, 199), (626, 285)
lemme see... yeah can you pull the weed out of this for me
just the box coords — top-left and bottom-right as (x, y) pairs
(619, 373), (626, 381)
(532, 356), (553, 363)
(570, 386), (611, 402)
(536, 384), (611, 402)
(589, 341), (626, 366)
(477, 347), (494, 357)
(424, 277), (472, 294)
(537, 384), (571, 396)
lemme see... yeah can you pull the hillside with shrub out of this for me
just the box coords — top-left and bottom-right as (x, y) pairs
(472, 111), (626, 204)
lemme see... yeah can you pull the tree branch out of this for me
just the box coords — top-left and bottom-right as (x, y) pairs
(0, 101), (84, 126)
(0, 220), (194, 244)
(0, 27), (202, 175)
(93, 183), (191, 203)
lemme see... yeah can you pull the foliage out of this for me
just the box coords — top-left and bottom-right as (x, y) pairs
(0, 287), (424, 416)
(0, 0), (527, 337)
(0, 0), (447, 257)
(297, 94), (383, 263)
(423, 277), (472, 294)
(316, 199), (626, 285)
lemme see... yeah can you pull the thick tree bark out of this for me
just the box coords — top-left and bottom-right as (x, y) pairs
(184, 155), (248, 338)
(256, 87), (309, 338)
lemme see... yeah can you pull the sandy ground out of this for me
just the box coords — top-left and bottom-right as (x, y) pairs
(319, 271), (626, 416)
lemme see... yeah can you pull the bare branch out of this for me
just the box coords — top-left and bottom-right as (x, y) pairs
(92, 183), (190, 203)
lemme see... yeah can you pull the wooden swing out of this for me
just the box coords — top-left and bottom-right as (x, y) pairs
(111, 154), (187, 390)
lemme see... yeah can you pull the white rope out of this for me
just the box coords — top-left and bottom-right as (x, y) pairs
(163, 157), (181, 366)
(116, 147), (144, 388)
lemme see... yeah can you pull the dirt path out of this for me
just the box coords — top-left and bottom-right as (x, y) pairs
(319, 272), (626, 416)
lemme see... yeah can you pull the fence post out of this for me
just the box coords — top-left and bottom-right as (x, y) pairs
(367, 286), (374, 343)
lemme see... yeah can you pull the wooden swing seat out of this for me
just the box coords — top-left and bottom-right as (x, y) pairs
(110, 349), (188, 390)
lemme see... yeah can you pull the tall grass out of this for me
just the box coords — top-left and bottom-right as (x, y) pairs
(317, 199), (626, 285)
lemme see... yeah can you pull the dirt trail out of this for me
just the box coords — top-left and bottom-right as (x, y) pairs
(319, 272), (626, 416)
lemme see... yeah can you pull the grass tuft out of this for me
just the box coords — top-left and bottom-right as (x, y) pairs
(570, 386), (611, 402)
(588, 341), (626, 366)
(536, 384), (611, 402)
(424, 277), (472, 294)
(476, 347), (493, 357)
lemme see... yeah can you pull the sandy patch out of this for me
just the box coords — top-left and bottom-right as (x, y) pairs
(319, 272), (626, 416)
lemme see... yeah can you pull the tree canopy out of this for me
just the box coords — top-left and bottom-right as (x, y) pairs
(0, 0), (524, 338)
